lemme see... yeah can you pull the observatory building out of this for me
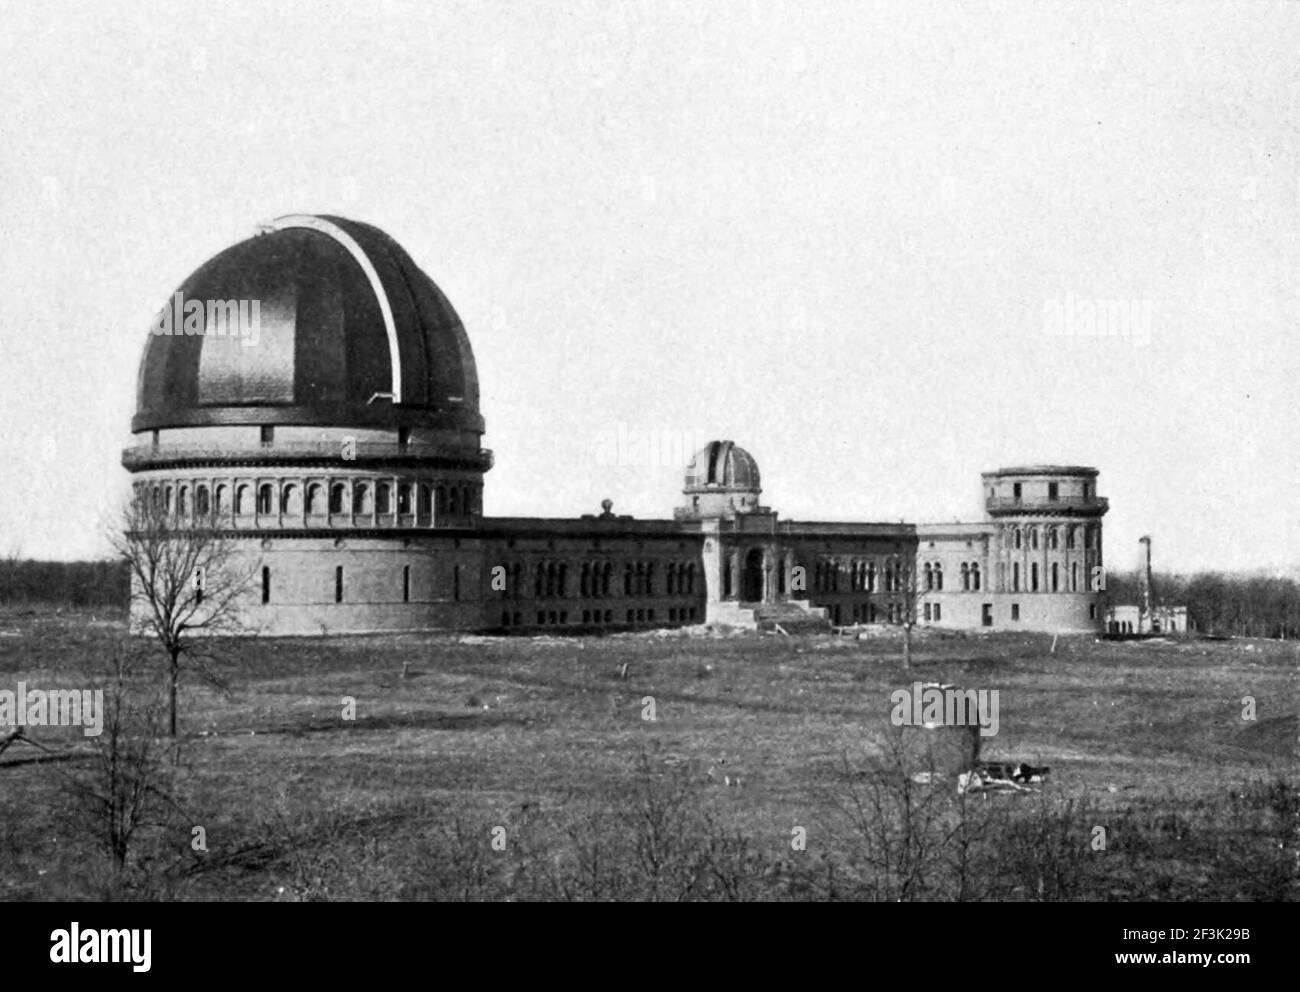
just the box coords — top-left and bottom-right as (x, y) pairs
(124, 216), (1108, 635)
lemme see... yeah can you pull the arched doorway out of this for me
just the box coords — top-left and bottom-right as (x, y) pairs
(742, 548), (765, 603)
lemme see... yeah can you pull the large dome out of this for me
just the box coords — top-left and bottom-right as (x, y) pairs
(132, 215), (482, 435)
(684, 440), (760, 492)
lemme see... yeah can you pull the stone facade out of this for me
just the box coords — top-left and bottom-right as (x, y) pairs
(123, 216), (1108, 636)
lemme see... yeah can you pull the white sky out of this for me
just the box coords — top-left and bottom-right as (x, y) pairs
(1, 0), (1297, 574)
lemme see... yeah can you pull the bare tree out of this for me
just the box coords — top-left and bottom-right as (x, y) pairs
(109, 487), (254, 736)
(893, 554), (929, 671)
(57, 646), (183, 884)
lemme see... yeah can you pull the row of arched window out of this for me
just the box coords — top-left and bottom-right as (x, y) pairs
(1008, 524), (1098, 551)
(497, 560), (700, 601)
(137, 477), (480, 525)
(812, 557), (906, 593)
(1009, 561), (1082, 593)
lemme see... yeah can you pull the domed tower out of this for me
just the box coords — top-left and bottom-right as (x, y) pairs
(676, 440), (762, 520)
(982, 466), (1107, 630)
(122, 214), (492, 634)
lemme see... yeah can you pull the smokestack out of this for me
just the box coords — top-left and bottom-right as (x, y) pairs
(1139, 536), (1153, 627)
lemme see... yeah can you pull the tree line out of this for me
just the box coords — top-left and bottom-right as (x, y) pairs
(0, 558), (129, 608)
(1105, 568), (1300, 639)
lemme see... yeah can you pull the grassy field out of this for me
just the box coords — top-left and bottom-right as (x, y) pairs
(1, 608), (1296, 901)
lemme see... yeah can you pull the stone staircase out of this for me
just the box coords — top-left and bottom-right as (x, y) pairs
(747, 600), (832, 634)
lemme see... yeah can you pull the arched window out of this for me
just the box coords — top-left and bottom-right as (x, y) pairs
(1047, 527), (1058, 550)
(354, 483), (372, 515)
(257, 484), (273, 515)
(397, 483), (412, 515)
(213, 485), (227, 516)
(557, 563), (567, 598)
(1071, 562), (1079, 591)
(933, 563), (943, 591)
(666, 563), (676, 595)
(305, 484), (323, 515)
(448, 486), (459, 516)
(512, 562), (523, 597)
(235, 485), (250, 516)
(330, 483), (346, 514)
(436, 486), (447, 516)
(924, 563), (933, 591)
(961, 563), (970, 591)
(417, 484), (431, 517)
(1013, 527), (1022, 550)
(971, 563), (981, 591)
(535, 563), (545, 598)
(867, 562), (876, 593)
(1013, 562), (1020, 592)
(603, 562), (613, 597)
(581, 563), (591, 597)
(376, 483), (391, 515)
(624, 563), (634, 596)
(281, 484), (301, 516)
(1030, 527), (1039, 551)
(1051, 562), (1060, 592)
(1031, 562), (1040, 592)
(635, 562), (646, 596)
(1067, 526), (1077, 550)
(173, 485), (187, 518)
(195, 486), (210, 517)
(645, 563), (655, 596)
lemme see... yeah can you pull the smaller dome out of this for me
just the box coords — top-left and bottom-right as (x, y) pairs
(685, 440), (760, 492)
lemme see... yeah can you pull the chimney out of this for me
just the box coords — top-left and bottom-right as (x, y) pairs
(1139, 536), (1153, 628)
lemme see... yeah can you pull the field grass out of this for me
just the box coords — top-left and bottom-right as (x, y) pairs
(0, 608), (1296, 901)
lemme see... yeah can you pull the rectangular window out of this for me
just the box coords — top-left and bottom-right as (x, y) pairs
(1011, 603), (1020, 621)
(1048, 482), (1059, 501)
(260, 425), (275, 447)
(1012, 482), (1022, 501)
(261, 567), (270, 604)
(923, 603), (932, 621)
(934, 603), (941, 621)
(335, 566), (343, 603)
(1089, 603), (1097, 620)
(403, 565), (410, 603)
